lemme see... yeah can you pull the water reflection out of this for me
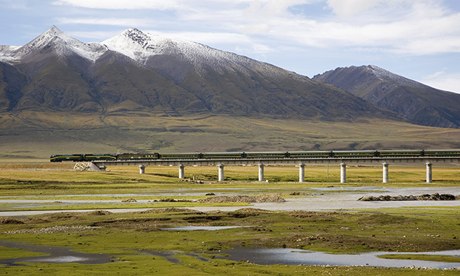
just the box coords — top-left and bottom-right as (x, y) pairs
(161, 226), (242, 231)
(226, 248), (460, 269)
(0, 240), (112, 266)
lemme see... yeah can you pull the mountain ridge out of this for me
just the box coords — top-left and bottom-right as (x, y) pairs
(1, 27), (460, 157)
(0, 26), (382, 120)
(313, 65), (460, 128)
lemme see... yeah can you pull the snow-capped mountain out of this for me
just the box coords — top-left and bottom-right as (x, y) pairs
(364, 65), (421, 89)
(0, 27), (281, 77)
(314, 65), (460, 128)
(14, 25), (460, 129)
(0, 45), (20, 63)
(0, 26), (382, 120)
(102, 28), (284, 79)
(102, 28), (224, 65)
(1, 26), (107, 63)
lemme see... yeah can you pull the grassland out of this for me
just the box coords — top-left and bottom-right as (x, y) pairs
(1, 207), (459, 275)
(0, 161), (459, 275)
(2, 112), (460, 158)
(0, 161), (459, 194)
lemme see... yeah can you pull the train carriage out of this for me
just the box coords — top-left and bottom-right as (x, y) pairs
(116, 153), (160, 160)
(51, 149), (460, 163)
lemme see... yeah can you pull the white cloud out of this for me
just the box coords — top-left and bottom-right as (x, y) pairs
(51, 0), (460, 56)
(68, 31), (120, 40)
(145, 30), (273, 54)
(0, 0), (29, 10)
(421, 71), (460, 93)
(326, 0), (385, 17)
(53, 0), (183, 10)
(146, 31), (252, 45)
(57, 17), (153, 27)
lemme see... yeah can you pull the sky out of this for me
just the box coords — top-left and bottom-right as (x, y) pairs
(0, 0), (459, 93)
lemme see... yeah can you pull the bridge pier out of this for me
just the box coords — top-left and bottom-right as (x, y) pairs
(340, 163), (346, 183)
(382, 162), (389, 183)
(139, 165), (145, 174)
(217, 163), (225, 182)
(426, 162), (432, 183)
(74, 162), (103, 172)
(179, 163), (185, 179)
(258, 163), (265, 181)
(298, 163), (305, 183)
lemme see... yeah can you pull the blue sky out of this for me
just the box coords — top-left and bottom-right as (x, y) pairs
(1, 0), (460, 93)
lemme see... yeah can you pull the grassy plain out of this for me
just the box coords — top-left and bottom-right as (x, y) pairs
(0, 162), (459, 192)
(0, 161), (459, 275)
(2, 113), (460, 158)
(1, 207), (459, 275)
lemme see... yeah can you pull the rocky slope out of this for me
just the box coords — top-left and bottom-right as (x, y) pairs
(314, 65), (460, 128)
(0, 27), (382, 120)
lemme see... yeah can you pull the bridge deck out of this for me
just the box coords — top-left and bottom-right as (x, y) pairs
(94, 156), (460, 166)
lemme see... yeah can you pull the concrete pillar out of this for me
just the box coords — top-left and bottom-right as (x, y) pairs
(340, 163), (346, 184)
(426, 162), (432, 183)
(139, 165), (145, 174)
(217, 163), (225, 182)
(178, 163), (185, 179)
(258, 163), (265, 182)
(382, 162), (389, 183)
(298, 163), (305, 183)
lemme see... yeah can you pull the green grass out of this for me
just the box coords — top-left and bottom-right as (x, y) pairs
(0, 162), (459, 198)
(0, 201), (249, 212)
(1, 207), (459, 275)
(0, 162), (459, 274)
(0, 246), (46, 259)
(2, 113), (460, 159)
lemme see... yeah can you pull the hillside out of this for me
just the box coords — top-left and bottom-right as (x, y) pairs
(2, 112), (460, 159)
(0, 27), (381, 119)
(1, 27), (460, 158)
(313, 65), (460, 128)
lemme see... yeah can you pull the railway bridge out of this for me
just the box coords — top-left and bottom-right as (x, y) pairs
(88, 155), (460, 184)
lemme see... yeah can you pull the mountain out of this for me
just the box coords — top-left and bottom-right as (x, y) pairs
(2, 27), (460, 157)
(0, 26), (381, 119)
(313, 65), (460, 128)
(1, 26), (107, 63)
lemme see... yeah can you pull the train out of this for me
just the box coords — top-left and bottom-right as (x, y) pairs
(49, 149), (460, 162)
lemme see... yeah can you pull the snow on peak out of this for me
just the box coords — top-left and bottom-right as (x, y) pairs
(46, 25), (65, 37)
(1, 26), (107, 63)
(0, 27), (280, 77)
(0, 45), (20, 62)
(21, 26), (70, 52)
(102, 28), (157, 62)
(103, 28), (200, 62)
(123, 28), (151, 47)
(102, 28), (274, 75)
(366, 65), (419, 87)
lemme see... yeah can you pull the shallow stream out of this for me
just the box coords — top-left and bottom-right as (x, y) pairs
(160, 226), (242, 231)
(0, 240), (112, 266)
(225, 247), (460, 269)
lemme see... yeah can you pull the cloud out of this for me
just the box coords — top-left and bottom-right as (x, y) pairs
(53, 0), (183, 10)
(145, 30), (273, 54)
(0, 0), (30, 10)
(57, 17), (154, 27)
(326, 0), (386, 17)
(146, 30), (252, 45)
(421, 71), (460, 93)
(51, 0), (460, 56)
(68, 31), (120, 40)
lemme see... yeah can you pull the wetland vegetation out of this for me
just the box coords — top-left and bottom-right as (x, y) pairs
(0, 161), (459, 275)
